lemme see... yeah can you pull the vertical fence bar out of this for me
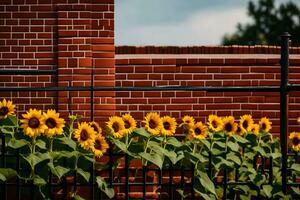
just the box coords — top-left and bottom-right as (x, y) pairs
(269, 157), (273, 184)
(169, 164), (173, 200)
(90, 164), (95, 199)
(280, 32), (291, 194)
(223, 169), (227, 200)
(17, 149), (20, 200)
(142, 166), (146, 199)
(125, 154), (129, 200)
(191, 167), (195, 199)
(1, 133), (6, 200)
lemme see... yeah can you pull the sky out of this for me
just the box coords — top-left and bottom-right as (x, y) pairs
(115, 0), (300, 46)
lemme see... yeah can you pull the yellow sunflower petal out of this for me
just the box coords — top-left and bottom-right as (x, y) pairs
(21, 109), (46, 138)
(161, 116), (177, 136)
(91, 134), (109, 158)
(73, 122), (96, 150)
(43, 109), (65, 137)
(106, 116), (126, 138)
(259, 117), (272, 133)
(207, 115), (223, 132)
(189, 121), (208, 140)
(222, 116), (238, 136)
(0, 99), (16, 119)
(239, 114), (254, 134)
(143, 112), (163, 136)
(122, 113), (137, 135)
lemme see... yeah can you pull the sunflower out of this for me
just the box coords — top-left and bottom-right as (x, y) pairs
(142, 112), (163, 136)
(89, 121), (102, 134)
(235, 125), (243, 135)
(289, 132), (300, 152)
(73, 122), (96, 150)
(122, 113), (137, 135)
(189, 122), (208, 140)
(239, 114), (254, 134)
(207, 115), (223, 132)
(20, 109), (47, 138)
(43, 109), (65, 137)
(0, 99), (16, 119)
(251, 124), (260, 136)
(297, 117), (300, 125)
(222, 116), (238, 136)
(161, 116), (177, 136)
(91, 134), (109, 158)
(106, 116), (126, 138)
(259, 117), (272, 133)
(179, 115), (195, 129)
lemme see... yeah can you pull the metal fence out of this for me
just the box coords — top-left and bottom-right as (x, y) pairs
(0, 33), (300, 199)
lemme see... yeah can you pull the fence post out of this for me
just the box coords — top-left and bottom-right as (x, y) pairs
(280, 32), (291, 194)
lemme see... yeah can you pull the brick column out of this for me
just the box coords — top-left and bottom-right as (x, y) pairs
(57, 0), (115, 124)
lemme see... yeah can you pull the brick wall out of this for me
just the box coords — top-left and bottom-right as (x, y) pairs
(115, 49), (300, 136)
(0, 0), (115, 124)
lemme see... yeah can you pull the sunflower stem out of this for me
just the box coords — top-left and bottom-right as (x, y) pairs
(142, 137), (151, 166)
(49, 138), (53, 152)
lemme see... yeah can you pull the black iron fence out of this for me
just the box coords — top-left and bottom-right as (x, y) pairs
(0, 33), (300, 199)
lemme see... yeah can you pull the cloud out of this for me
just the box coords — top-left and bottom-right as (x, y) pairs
(116, 7), (250, 45)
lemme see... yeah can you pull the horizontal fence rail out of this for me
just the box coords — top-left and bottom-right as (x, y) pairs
(0, 33), (300, 199)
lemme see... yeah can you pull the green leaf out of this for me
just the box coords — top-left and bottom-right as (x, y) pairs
(22, 152), (51, 169)
(139, 152), (163, 169)
(270, 152), (281, 159)
(73, 194), (86, 200)
(291, 163), (300, 172)
(7, 138), (29, 149)
(176, 189), (188, 199)
(96, 176), (115, 199)
(57, 137), (77, 150)
(262, 185), (272, 198)
(214, 141), (226, 148)
(133, 128), (150, 138)
(110, 137), (127, 152)
(33, 175), (47, 186)
(36, 139), (47, 150)
(291, 187), (300, 195)
(227, 153), (241, 165)
(167, 137), (182, 147)
(0, 127), (14, 135)
(227, 141), (239, 152)
(0, 168), (17, 181)
(253, 146), (267, 157)
(189, 152), (207, 163)
(197, 171), (216, 196)
(1, 115), (18, 126)
(232, 135), (248, 144)
(48, 163), (70, 179)
(77, 168), (90, 182)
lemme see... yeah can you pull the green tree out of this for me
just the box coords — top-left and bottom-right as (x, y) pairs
(222, 0), (300, 46)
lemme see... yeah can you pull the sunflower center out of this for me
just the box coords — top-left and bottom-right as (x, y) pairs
(212, 120), (218, 128)
(0, 106), (9, 116)
(94, 139), (102, 150)
(195, 128), (201, 135)
(242, 120), (248, 129)
(292, 137), (300, 146)
(261, 123), (267, 130)
(224, 123), (233, 132)
(46, 118), (56, 129)
(186, 120), (190, 124)
(124, 120), (131, 129)
(80, 129), (89, 141)
(91, 124), (99, 132)
(149, 119), (156, 129)
(163, 122), (171, 130)
(112, 122), (120, 132)
(28, 117), (40, 129)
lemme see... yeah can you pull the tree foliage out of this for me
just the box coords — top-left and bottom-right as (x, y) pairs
(222, 0), (300, 46)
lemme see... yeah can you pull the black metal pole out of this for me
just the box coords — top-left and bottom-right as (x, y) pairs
(280, 32), (291, 194)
